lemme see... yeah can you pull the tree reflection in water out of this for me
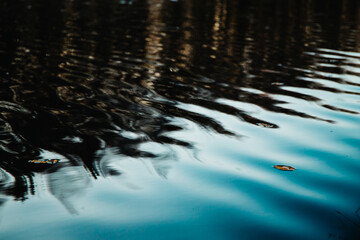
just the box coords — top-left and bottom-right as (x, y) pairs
(0, 0), (359, 215)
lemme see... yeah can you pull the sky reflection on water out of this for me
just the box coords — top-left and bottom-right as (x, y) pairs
(0, 0), (360, 239)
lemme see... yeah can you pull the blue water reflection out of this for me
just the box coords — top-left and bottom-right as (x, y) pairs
(0, 0), (360, 239)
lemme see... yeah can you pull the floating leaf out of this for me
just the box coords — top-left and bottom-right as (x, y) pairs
(28, 159), (59, 164)
(256, 122), (275, 128)
(274, 165), (295, 171)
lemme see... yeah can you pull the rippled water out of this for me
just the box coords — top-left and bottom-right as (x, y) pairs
(0, 0), (360, 239)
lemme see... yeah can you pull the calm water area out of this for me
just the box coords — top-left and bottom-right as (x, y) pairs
(0, 0), (360, 239)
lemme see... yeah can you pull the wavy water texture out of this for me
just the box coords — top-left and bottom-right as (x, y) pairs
(0, 0), (359, 239)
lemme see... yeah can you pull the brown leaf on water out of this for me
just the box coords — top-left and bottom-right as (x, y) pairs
(28, 159), (59, 164)
(274, 165), (295, 171)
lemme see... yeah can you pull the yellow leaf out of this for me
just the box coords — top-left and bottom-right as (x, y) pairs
(28, 159), (59, 164)
(274, 165), (295, 171)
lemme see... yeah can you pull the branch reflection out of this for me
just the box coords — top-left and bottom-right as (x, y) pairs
(0, 0), (359, 212)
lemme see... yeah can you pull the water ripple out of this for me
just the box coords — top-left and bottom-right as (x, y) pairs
(0, 0), (359, 239)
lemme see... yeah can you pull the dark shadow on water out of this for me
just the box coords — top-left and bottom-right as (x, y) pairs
(0, 2), (359, 229)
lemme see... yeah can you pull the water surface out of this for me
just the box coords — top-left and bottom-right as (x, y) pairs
(0, 0), (360, 239)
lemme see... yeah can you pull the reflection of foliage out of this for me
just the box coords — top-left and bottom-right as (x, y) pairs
(0, 0), (359, 203)
(331, 209), (360, 239)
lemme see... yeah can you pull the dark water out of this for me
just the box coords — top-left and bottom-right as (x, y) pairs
(0, 0), (360, 239)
